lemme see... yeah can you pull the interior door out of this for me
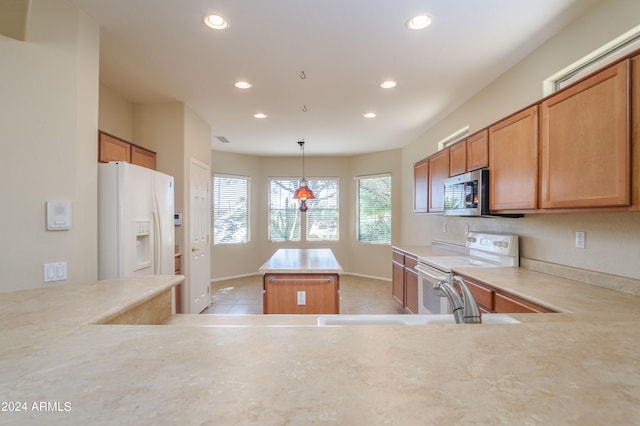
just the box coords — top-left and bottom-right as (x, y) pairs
(188, 158), (211, 313)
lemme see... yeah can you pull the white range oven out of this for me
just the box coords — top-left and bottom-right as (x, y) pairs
(415, 232), (519, 314)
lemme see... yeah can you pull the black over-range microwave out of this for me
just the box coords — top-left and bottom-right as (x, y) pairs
(443, 169), (489, 216)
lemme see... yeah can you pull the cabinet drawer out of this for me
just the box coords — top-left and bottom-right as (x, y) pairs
(465, 280), (493, 310)
(392, 250), (405, 264)
(404, 255), (418, 270)
(494, 292), (551, 313)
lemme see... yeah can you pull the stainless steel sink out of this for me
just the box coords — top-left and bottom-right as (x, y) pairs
(316, 314), (520, 326)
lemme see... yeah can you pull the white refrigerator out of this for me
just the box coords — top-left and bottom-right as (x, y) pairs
(98, 162), (175, 280)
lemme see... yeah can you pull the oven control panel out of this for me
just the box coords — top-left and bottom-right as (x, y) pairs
(466, 232), (518, 257)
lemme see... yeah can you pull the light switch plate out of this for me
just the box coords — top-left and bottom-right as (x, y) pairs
(44, 262), (67, 283)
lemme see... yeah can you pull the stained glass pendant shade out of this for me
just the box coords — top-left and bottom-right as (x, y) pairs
(293, 141), (315, 212)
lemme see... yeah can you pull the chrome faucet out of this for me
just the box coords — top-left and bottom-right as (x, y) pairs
(433, 276), (482, 324)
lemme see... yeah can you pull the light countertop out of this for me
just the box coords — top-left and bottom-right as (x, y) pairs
(259, 248), (343, 274)
(2, 267), (640, 424)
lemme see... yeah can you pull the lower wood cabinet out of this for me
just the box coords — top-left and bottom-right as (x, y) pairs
(404, 258), (419, 314)
(458, 274), (555, 314)
(263, 273), (339, 314)
(391, 249), (419, 314)
(493, 292), (553, 314)
(392, 250), (405, 306)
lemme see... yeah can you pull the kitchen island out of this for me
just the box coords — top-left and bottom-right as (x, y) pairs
(259, 248), (343, 314)
(1, 271), (640, 424)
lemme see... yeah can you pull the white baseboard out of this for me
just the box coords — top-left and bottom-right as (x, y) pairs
(211, 271), (391, 283)
(210, 272), (261, 283)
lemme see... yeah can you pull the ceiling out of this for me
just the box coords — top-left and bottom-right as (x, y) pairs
(69, 0), (598, 157)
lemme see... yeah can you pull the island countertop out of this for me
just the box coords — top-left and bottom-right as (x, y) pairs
(259, 248), (343, 274)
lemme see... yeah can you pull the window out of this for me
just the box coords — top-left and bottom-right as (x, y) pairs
(544, 25), (640, 95)
(356, 174), (391, 244)
(307, 179), (338, 242)
(269, 179), (301, 242)
(268, 178), (339, 242)
(213, 174), (249, 244)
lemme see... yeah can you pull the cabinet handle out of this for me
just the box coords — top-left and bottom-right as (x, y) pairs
(191, 247), (200, 252)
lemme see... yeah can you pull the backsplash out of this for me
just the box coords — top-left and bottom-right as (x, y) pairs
(423, 212), (640, 284)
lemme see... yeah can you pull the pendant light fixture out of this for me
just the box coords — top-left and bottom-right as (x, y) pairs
(293, 140), (315, 212)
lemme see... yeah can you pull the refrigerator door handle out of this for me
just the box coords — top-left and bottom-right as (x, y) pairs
(152, 210), (161, 274)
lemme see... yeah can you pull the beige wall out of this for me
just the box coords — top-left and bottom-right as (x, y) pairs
(401, 0), (640, 281)
(210, 149), (402, 280)
(98, 83), (133, 141)
(0, 0), (99, 292)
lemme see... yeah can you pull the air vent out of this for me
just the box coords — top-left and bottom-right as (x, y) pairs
(216, 136), (230, 143)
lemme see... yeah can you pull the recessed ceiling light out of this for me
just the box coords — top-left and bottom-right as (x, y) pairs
(380, 80), (397, 89)
(235, 81), (252, 89)
(254, 113), (267, 119)
(406, 15), (432, 30)
(363, 112), (377, 118)
(204, 14), (229, 30)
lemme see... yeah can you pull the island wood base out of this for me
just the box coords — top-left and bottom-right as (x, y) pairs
(263, 273), (340, 314)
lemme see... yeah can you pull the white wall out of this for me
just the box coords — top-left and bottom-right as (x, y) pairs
(400, 0), (640, 281)
(0, 0), (99, 292)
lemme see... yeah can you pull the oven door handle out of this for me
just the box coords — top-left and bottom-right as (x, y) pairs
(415, 264), (448, 282)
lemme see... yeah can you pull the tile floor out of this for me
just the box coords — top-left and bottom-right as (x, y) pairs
(202, 274), (406, 315)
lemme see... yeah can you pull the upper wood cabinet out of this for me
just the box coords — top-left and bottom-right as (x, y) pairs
(489, 106), (539, 211)
(540, 60), (631, 209)
(131, 145), (157, 170)
(449, 141), (467, 176)
(98, 131), (157, 170)
(428, 148), (450, 213)
(449, 129), (489, 176)
(413, 158), (429, 213)
(99, 132), (131, 163)
(466, 129), (489, 171)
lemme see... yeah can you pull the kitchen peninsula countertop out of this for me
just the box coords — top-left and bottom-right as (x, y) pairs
(1, 271), (640, 424)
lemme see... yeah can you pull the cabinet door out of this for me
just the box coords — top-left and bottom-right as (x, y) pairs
(131, 145), (157, 170)
(413, 159), (428, 213)
(392, 259), (405, 306)
(428, 149), (450, 213)
(489, 106), (539, 211)
(466, 129), (489, 171)
(449, 141), (467, 176)
(540, 60), (630, 209)
(99, 132), (131, 163)
(404, 266), (419, 314)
